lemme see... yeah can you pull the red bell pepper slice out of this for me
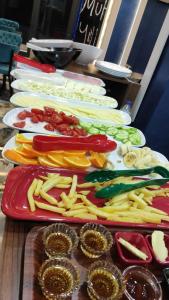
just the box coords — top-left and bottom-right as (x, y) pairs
(32, 135), (117, 152)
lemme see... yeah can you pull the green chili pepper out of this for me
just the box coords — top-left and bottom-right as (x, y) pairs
(85, 166), (169, 183)
(95, 178), (169, 198)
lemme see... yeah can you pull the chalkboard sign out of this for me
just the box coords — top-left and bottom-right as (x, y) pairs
(75, 0), (110, 46)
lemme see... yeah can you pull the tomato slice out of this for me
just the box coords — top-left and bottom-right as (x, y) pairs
(13, 121), (25, 128)
(17, 111), (27, 120)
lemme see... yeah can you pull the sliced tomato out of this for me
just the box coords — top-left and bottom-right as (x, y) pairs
(13, 121), (25, 128)
(62, 114), (79, 125)
(31, 108), (44, 115)
(25, 111), (33, 118)
(36, 114), (45, 122)
(31, 115), (39, 123)
(44, 106), (55, 116)
(44, 124), (55, 131)
(17, 111), (27, 120)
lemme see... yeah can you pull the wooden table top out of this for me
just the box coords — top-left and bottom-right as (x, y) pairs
(0, 218), (168, 300)
(66, 63), (141, 86)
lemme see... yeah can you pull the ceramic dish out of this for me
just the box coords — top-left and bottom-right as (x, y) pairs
(145, 234), (169, 265)
(11, 78), (106, 96)
(2, 133), (168, 171)
(29, 38), (73, 48)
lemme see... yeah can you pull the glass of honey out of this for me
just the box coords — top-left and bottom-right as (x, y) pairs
(79, 223), (113, 258)
(38, 257), (80, 300)
(42, 223), (79, 258)
(123, 265), (162, 300)
(87, 260), (125, 300)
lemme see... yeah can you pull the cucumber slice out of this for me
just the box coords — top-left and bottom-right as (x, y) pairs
(88, 128), (99, 134)
(129, 133), (141, 145)
(115, 131), (129, 140)
(107, 128), (118, 136)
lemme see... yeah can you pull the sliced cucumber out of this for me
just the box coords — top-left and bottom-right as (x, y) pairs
(88, 128), (99, 134)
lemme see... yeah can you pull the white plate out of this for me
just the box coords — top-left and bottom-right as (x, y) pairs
(95, 61), (132, 74)
(107, 145), (169, 171)
(11, 68), (105, 88)
(10, 92), (130, 125)
(3, 108), (142, 145)
(10, 91), (118, 110)
(11, 78), (106, 96)
(2, 133), (168, 171)
(10, 69), (66, 85)
(29, 38), (73, 48)
(96, 66), (131, 78)
(55, 69), (105, 87)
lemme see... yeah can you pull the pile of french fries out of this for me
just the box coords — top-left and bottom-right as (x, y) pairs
(27, 173), (169, 224)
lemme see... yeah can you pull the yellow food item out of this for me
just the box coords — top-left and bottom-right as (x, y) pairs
(152, 230), (168, 262)
(64, 156), (91, 169)
(38, 156), (59, 167)
(118, 237), (148, 260)
(27, 178), (38, 212)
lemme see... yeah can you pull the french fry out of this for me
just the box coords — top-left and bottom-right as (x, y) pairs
(88, 206), (112, 218)
(60, 192), (71, 209)
(63, 208), (88, 217)
(57, 201), (65, 208)
(73, 213), (97, 220)
(73, 203), (86, 209)
(79, 190), (90, 196)
(77, 194), (96, 207)
(69, 175), (77, 198)
(34, 179), (43, 196)
(77, 182), (97, 188)
(35, 201), (65, 213)
(107, 215), (143, 223)
(118, 237), (148, 260)
(55, 184), (71, 189)
(27, 178), (38, 212)
(42, 175), (60, 192)
(145, 206), (167, 215)
(128, 191), (147, 208)
(47, 173), (60, 178)
(40, 190), (58, 205)
(100, 203), (131, 212)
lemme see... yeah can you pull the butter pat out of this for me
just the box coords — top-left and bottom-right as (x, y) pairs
(152, 230), (168, 262)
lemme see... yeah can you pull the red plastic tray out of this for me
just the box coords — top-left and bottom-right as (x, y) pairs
(2, 165), (169, 229)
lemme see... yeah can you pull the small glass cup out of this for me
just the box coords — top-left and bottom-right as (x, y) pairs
(38, 257), (80, 300)
(123, 265), (162, 300)
(87, 260), (125, 300)
(42, 223), (79, 258)
(79, 223), (113, 258)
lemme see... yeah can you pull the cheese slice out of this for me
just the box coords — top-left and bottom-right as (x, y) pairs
(152, 230), (168, 262)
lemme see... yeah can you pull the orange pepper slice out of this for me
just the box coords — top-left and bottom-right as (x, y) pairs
(48, 154), (69, 167)
(90, 152), (107, 168)
(64, 156), (91, 169)
(38, 156), (60, 168)
(4, 149), (38, 165)
(15, 133), (32, 144)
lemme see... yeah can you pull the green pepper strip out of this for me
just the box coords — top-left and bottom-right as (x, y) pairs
(85, 166), (169, 183)
(95, 178), (169, 199)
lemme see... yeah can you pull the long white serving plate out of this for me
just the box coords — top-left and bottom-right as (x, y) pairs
(10, 90), (118, 112)
(3, 107), (145, 147)
(11, 68), (105, 87)
(11, 78), (106, 96)
(2, 133), (168, 171)
(9, 92), (130, 125)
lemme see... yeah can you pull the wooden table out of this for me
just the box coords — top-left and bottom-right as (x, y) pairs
(66, 63), (141, 107)
(0, 218), (168, 300)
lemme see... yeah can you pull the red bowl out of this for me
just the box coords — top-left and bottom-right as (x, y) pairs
(145, 234), (169, 265)
(115, 232), (152, 264)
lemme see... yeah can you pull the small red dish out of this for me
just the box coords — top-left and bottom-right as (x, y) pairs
(115, 232), (152, 264)
(145, 234), (169, 265)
